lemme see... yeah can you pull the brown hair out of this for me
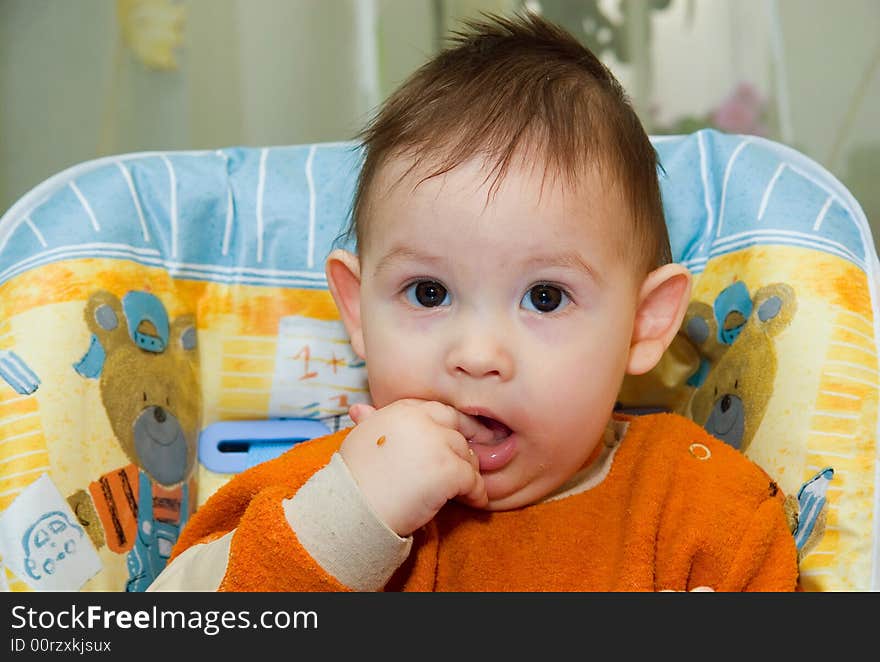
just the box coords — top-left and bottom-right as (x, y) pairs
(344, 11), (672, 273)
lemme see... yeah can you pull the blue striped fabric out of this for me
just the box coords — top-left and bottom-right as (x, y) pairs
(0, 130), (874, 288)
(652, 131), (874, 275)
(0, 349), (41, 395)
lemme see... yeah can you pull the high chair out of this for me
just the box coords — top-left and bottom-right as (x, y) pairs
(0, 130), (876, 591)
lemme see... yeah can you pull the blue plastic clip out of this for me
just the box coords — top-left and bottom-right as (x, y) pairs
(198, 419), (331, 474)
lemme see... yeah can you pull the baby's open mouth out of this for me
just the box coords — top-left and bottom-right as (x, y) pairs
(474, 415), (513, 442)
(467, 412), (518, 472)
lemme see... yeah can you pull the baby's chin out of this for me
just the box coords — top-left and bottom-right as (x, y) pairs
(462, 475), (555, 512)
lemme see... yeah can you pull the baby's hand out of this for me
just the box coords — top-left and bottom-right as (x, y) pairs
(340, 399), (492, 536)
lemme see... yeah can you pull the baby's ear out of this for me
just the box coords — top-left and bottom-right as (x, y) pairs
(325, 249), (365, 359)
(626, 263), (692, 376)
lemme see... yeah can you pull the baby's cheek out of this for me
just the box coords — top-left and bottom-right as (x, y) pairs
(366, 353), (429, 407)
(529, 357), (622, 444)
(534, 354), (614, 407)
(366, 372), (404, 408)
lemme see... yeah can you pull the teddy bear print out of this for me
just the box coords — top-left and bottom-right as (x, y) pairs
(67, 289), (200, 591)
(682, 281), (796, 453)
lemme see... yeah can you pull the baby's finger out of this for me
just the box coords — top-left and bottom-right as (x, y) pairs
(466, 445), (480, 473)
(456, 460), (488, 508)
(418, 401), (495, 445)
(440, 431), (486, 506)
(441, 429), (480, 472)
(349, 403), (376, 425)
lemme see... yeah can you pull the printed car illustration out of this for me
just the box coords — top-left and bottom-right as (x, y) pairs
(22, 511), (85, 582)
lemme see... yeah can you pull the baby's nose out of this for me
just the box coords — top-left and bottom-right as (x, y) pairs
(446, 327), (514, 380)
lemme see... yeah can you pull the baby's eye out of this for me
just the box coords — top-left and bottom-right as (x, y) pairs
(405, 280), (450, 308)
(521, 284), (569, 313)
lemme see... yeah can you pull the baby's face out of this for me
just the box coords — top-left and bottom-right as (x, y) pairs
(356, 154), (643, 510)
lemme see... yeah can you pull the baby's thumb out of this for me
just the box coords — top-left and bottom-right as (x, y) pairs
(349, 403), (376, 425)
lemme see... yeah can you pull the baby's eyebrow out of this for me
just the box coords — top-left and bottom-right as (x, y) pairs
(523, 252), (601, 285)
(373, 246), (445, 276)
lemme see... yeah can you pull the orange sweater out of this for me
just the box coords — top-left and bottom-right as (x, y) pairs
(171, 413), (798, 591)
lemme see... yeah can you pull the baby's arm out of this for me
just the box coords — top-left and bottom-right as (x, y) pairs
(149, 451), (411, 591)
(649, 423), (799, 593)
(149, 400), (490, 591)
(658, 495), (796, 592)
(669, 469), (799, 592)
(715, 496), (799, 591)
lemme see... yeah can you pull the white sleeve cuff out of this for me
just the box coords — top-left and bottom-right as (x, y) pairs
(282, 452), (413, 591)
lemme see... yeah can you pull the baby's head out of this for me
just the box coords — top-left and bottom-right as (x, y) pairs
(347, 10), (672, 276)
(327, 12), (691, 509)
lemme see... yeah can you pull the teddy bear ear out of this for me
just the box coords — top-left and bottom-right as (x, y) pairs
(84, 290), (127, 349)
(681, 300), (725, 361)
(752, 283), (797, 337)
(170, 315), (198, 365)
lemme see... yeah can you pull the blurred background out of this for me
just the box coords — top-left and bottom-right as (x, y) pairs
(1, 0), (878, 247)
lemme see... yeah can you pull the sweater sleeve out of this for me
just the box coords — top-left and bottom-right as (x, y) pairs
(674, 472), (800, 592)
(223, 452), (412, 591)
(715, 496), (799, 591)
(282, 452), (413, 591)
(648, 416), (800, 593)
(149, 447), (412, 591)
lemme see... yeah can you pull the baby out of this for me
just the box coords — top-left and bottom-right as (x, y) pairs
(150, 11), (798, 592)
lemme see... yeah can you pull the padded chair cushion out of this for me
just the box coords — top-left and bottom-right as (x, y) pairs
(0, 130), (877, 591)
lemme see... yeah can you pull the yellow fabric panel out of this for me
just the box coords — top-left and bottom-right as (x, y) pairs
(2, 246), (877, 591)
(0, 257), (359, 588)
(687, 246), (875, 591)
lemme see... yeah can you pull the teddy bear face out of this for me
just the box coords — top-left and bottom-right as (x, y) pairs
(80, 290), (201, 487)
(684, 282), (795, 454)
(100, 343), (199, 486)
(689, 325), (777, 451)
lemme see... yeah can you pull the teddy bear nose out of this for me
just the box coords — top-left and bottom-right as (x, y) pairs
(154, 406), (167, 423)
(720, 394), (732, 413)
